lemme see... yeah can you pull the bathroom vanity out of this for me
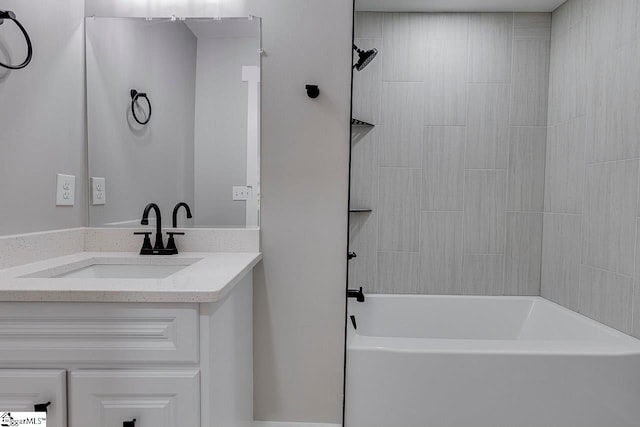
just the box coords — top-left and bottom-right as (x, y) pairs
(0, 230), (261, 427)
(0, 11), (263, 427)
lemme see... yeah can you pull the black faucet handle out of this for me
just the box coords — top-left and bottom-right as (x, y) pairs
(134, 232), (153, 252)
(165, 231), (185, 255)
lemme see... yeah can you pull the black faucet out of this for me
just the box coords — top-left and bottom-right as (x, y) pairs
(164, 202), (193, 254)
(347, 287), (365, 303)
(141, 203), (164, 250)
(172, 202), (193, 228)
(134, 203), (182, 255)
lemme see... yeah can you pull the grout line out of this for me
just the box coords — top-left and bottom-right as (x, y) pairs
(576, 95), (588, 315)
(378, 166), (423, 170)
(460, 28), (471, 296)
(417, 116), (425, 294)
(585, 157), (640, 167)
(502, 12), (516, 296)
(464, 168), (508, 171)
(580, 263), (633, 280)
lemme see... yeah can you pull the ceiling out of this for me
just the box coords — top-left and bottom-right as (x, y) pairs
(355, 0), (567, 12)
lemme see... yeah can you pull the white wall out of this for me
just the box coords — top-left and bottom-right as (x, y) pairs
(86, 0), (353, 423)
(193, 35), (257, 227)
(0, 0), (86, 236)
(86, 18), (197, 226)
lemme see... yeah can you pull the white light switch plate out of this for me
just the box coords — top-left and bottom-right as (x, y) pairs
(91, 177), (106, 205)
(56, 174), (75, 206)
(232, 186), (251, 201)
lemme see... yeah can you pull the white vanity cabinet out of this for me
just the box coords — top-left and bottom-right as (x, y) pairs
(0, 271), (254, 427)
(0, 369), (66, 426)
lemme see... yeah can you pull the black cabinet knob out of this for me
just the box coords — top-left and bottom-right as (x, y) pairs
(34, 401), (51, 413)
(123, 418), (136, 427)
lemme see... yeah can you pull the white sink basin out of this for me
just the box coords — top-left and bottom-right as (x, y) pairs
(21, 257), (201, 280)
(54, 263), (189, 279)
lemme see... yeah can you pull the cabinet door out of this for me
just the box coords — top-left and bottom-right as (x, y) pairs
(69, 370), (200, 427)
(0, 369), (66, 427)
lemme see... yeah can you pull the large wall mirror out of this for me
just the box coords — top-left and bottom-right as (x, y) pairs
(86, 16), (261, 228)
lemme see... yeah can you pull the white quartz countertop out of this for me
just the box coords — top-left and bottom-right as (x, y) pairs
(0, 252), (262, 303)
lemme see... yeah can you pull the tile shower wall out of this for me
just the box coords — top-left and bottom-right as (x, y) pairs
(541, 0), (640, 337)
(350, 12), (550, 295)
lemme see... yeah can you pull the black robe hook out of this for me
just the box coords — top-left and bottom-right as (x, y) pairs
(305, 84), (320, 99)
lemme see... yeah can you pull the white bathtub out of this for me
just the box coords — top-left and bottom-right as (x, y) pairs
(345, 295), (640, 427)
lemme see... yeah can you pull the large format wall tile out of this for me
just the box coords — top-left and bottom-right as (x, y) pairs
(377, 168), (420, 252)
(419, 212), (464, 295)
(541, 0), (640, 339)
(355, 12), (384, 38)
(514, 13), (551, 40)
(582, 160), (638, 277)
(544, 117), (585, 214)
(579, 265), (633, 335)
(382, 13), (425, 82)
(351, 11), (550, 298)
(468, 13), (513, 83)
(422, 126), (465, 211)
(466, 84), (511, 169)
(349, 212), (378, 292)
(585, 0), (638, 63)
(585, 42), (640, 164)
(511, 39), (550, 126)
(464, 170), (507, 254)
(376, 251), (420, 294)
(507, 127), (546, 212)
(504, 213), (543, 295)
(462, 254), (505, 295)
(424, 39), (468, 126)
(423, 13), (469, 40)
(380, 82), (424, 168)
(350, 127), (378, 211)
(547, 19), (586, 125)
(633, 219), (640, 338)
(551, 0), (583, 39)
(541, 213), (582, 312)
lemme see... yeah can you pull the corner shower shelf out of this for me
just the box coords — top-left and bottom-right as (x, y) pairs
(351, 118), (374, 127)
(349, 209), (373, 213)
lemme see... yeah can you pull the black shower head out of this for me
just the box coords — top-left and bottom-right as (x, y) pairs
(353, 44), (378, 71)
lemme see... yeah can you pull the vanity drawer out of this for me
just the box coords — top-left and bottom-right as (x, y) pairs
(0, 369), (66, 427)
(69, 369), (200, 427)
(0, 303), (198, 364)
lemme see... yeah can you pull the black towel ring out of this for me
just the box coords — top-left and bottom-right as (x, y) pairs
(0, 10), (33, 70)
(130, 89), (152, 125)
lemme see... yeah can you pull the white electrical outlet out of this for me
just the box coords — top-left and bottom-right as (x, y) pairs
(91, 177), (106, 205)
(232, 186), (251, 201)
(56, 174), (76, 206)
